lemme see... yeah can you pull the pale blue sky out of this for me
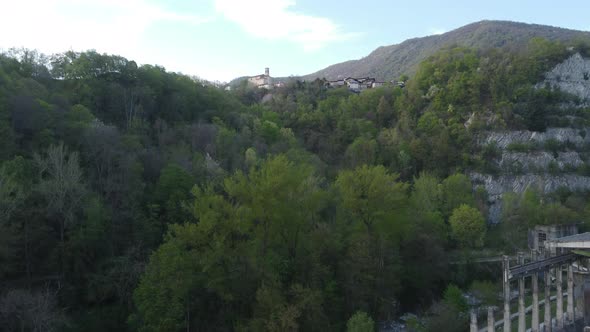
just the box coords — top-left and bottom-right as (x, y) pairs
(1, 0), (589, 82)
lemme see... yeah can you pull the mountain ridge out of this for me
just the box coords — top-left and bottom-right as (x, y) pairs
(303, 20), (590, 81)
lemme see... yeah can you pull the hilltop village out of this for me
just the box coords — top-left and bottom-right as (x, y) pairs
(245, 67), (405, 92)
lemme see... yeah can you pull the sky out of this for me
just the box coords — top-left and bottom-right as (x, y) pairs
(1, 0), (589, 82)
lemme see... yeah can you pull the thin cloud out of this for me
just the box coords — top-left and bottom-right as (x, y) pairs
(0, 0), (213, 57)
(214, 0), (357, 51)
(428, 28), (447, 35)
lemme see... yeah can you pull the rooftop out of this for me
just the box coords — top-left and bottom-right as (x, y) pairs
(549, 232), (590, 243)
(546, 232), (590, 249)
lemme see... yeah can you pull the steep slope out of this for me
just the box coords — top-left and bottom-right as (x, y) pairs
(305, 20), (590, 81)
(472, 53), (590, 223)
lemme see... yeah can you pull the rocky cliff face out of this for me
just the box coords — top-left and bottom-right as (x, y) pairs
(482, 127), (590, 149)
(473, 125), (590, 223)
(473, 54), (590, 224)
(538, 52), (590, 101)
(499, 151), (583, 172)
(471, 172), (590, 224)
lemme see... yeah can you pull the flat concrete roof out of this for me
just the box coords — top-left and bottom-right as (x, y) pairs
(550, 232), (590, 242)
(546, 232), (590, 248)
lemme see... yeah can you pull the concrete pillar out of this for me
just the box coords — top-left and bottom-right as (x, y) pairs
(532, 251), (540, 332)
(556, 265), (564, 329)
(470, 310), (478, 332)
(503, 255), (511, 332)
(518, 252), (526, 332)
(586, 258), (590, 326)
(545, 270), (552, 332)
(487, 306), (495, 332)
(567, 263), (574, 324)
(574, 265), (586, 324)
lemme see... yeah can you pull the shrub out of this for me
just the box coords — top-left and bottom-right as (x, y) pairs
(577, 163), (590, 176)
(547, 160), (560, 175)
(506, 142), (532, 152)
(346, 311), (375, 332)
(481, 142), (501, 161)
(443, 284), (468, 312)
(470, 280), (499, 306)
(544, 138), (562, 157)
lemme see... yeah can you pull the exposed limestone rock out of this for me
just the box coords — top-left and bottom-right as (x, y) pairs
(470, 172), (590, 224)
(471, 173), (590, 198)
(476, 126), (590, 224)
(538, 53), (590, 101)
(500, 151), (583, 172)
(474, 55), (590, 224)
(464, 112), (501, 129)
(481, 127), (590, 149)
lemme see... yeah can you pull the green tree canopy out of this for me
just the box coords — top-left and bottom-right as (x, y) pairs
(449, 204), (486, 248)
(346, 311), (375, 332)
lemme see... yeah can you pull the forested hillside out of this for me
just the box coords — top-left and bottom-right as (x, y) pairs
(2, 35), (590, 331)
(305, 20), (590, 81)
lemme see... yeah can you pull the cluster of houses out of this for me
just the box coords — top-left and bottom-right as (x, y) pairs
(245, 68), (405, 92)
(326, 77), (405, 92)
(326, 77), (384, 91)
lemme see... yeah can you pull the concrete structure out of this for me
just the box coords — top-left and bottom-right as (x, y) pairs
(545, 269), (552, 332)
(529, 224), (579, 251)
(568, 264), (574, 323)
(496, 254), (581, 332)
(474, 231), (590, 331)
(556, 264), (564, 329)
(503, 255), (511, 332)
(518, 253), (526, 332)
(547, 232), (590, 250)
(532, 250), (540, 332)
(487, 307), (494, 332)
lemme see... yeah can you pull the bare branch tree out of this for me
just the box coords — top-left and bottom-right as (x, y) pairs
(0, 287), (67, 332)
(34, 143), (86, 275)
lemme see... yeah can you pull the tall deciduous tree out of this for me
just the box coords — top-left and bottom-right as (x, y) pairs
(336, 165), (407, 319)
(153, 163), (194, 225)
(336, 165), (407, 234)
(224, 155), (325, 260)
(376, 96), (393, 128)
(441, 173), (475, 218)
(133, 155), (328, 331)
(449, 204), (486, 248)
(34, 143), (86, 274)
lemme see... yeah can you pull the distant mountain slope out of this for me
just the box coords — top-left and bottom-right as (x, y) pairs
(304, 20), (590, 81)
